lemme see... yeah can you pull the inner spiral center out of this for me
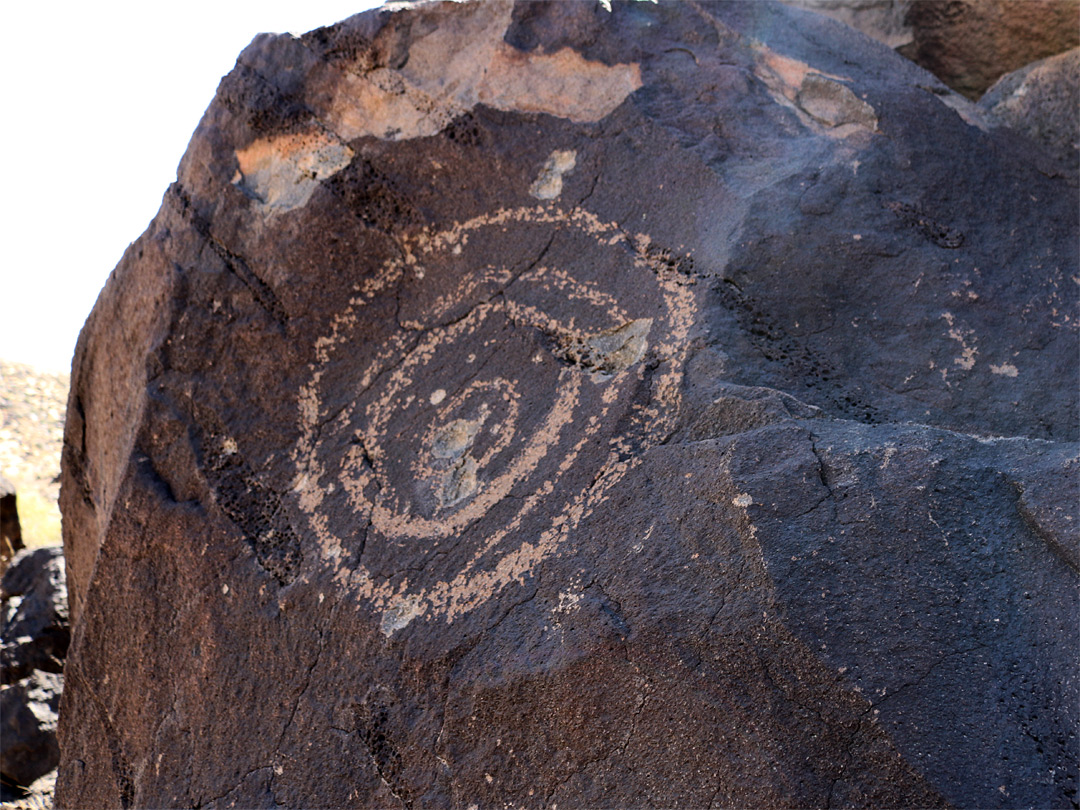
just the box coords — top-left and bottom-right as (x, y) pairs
(429, 408), (490, 508)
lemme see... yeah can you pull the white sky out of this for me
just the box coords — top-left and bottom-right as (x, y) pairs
(1, 0), (381, 373)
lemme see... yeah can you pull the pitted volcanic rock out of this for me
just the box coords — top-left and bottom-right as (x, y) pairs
(57, 2), (1077, 808)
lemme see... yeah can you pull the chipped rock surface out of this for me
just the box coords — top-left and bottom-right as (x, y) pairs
(57, 1), (1077, 808)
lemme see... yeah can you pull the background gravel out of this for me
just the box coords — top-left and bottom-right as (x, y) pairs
(0, 361), (67, 547)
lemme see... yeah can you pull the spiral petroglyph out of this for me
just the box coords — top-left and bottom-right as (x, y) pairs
(292, 206), (696, 633)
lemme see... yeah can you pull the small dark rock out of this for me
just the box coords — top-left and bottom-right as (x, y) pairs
(1, 475), (24, 575)
(0, 670), (62, 790)
(1, 546), (68, 802)
(1, 548), (69, 685)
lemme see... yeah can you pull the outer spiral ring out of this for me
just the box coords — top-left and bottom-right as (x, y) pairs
(291, 206), (697, 633)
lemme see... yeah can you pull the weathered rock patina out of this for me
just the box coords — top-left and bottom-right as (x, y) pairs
(57, 1), (1078, 808)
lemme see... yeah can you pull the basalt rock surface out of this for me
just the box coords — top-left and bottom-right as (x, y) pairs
(2, 546), (69, 802)
(57, 1), (1078, 808)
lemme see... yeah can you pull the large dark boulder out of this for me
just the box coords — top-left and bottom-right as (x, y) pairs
(56, 1), (1078, 808)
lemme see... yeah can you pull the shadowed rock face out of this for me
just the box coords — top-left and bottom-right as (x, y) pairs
(0, 479), (22, 576)
(56, 1), (1077, 808)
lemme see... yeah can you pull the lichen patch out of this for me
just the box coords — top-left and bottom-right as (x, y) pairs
(440, 456), (479, 507)
(233, 130), (353, 214)
(530, 150), (577, 200)
(752, 46), (877, 137)
(431, 418), (483, 459)
(380, 594), (423, 636)
(796, 75), (879, 131)
(310, 2), (641, 142)
(555, 319), (653, 376)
